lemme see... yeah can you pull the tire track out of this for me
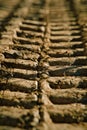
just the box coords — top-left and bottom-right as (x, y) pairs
(0, 0), (40, 129)
(0, 0), (87, 130)
(37, 0), (87, 129)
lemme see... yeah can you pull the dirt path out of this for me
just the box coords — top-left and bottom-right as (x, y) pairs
(0, 0), (87, 130)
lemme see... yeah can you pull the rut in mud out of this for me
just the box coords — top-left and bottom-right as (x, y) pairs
(0, 0), (87, 130)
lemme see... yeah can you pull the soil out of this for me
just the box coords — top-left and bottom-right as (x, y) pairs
(0, 0), (87, 130)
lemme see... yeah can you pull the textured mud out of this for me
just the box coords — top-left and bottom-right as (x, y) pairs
(0, 0), (87, 130)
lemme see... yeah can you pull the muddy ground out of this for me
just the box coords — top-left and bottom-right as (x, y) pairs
(0, 0), (87, 130)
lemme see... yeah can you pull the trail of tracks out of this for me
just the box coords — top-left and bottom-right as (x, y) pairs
(0, 0), (87, 130)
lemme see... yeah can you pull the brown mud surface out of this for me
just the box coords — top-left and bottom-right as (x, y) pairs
(0, 0), (87, 130)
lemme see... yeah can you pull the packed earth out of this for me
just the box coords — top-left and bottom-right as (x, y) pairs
(0, 0), (87, 130)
